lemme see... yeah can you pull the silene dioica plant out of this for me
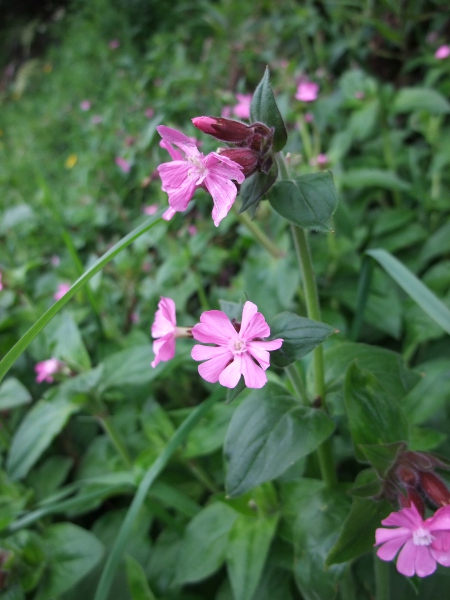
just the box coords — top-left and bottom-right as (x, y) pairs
(2, 68), (450, 600)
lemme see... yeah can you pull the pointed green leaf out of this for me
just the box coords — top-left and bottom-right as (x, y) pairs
(239, 162), (278, 214)
(268, 172), (338, 232)
(225, 383), (334, 496)
(0, 378), (32, 410)
(269, 312), (336, 368)
(250, 67), (287, 152)
(367, 248), (450, 335)
(349, 468), (383, 498)
(125, 555), (157, 600)
(393, 87), (450, 114)
(359, 442), (406, 479)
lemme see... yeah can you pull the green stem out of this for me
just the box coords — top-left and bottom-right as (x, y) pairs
(234, 208), (285, 259)
(193, 270), (210, 311)
(374, 552), (389, 600)
(93, 389), (221, 600)
(285, 363), (309, 405)
(98, 414), (132, 468)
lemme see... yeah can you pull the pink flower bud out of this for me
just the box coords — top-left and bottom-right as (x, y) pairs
(216, 148), (259, 176)
(192, 116), (253, 143)
(398, 488), (425, 518)
(420, 471), (450, 507)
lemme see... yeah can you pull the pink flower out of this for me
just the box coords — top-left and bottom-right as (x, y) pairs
(295, 80), (319, 102)
(109, 39), (120, 49)
(151, 297), (192, 367)
(115, 157), (131, 173)
(435, 45), (450, 59)
(304, 112), (314, 123)
(157, 125), (245, 227)
(221, 105), (232, 118)
(310, 153), (328, 167)
(145, 108), (154, 118)
(187, 224), (197, 236)
(35, 358), (65, 384)
(191, 301), (283, 389)
(375, 503), (450, 578)
(91, 115), (103, 124)
(232, 94), (252, 119)
(50, 255), (60, 267)
(0, 273), (3, 291)
(54, 283), (71, 301)
(354, 90), (365, 99)
(143, 204), (158, 215)
(80, 100), (91, 111)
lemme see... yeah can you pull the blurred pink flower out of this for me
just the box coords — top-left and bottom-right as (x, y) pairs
(54, 283), (71, 301)
(191, 301), (283, 389)
(109, 39), (120, 49)
(115, 157), (131, 173)
(130, 311), (140, 324)
(0, 273), (3, 291)
(435, 45), (450, 59)
(354, 90), (365, 99)
(143, 204), (158, 215)
(157, 125), (244, 226)
(304, 112), (314, 123)
(310, 153), (329, 167)
(35, 358), (65, 384)
(187, 224), (198, 236)
(221, 105), (232, 118)
(145, 107), (154, 118)
(151, 297), (177, 368)
(375, 503), (450, 578)
(295, 80), (319, 102)
(91, 115), (103, 124)
(80, 100), (91, 111)
(233, 94), (252, 119)
(50, 255), (60, 267)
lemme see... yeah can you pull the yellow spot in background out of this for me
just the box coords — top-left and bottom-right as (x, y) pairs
(43, 63), (53, 73)
(65, 154), (78, 169)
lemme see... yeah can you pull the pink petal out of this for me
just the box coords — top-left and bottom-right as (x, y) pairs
(241, 353), (267, 388)
(158, 163), (197, 212)
(197, 352), (233, 383)
(376, 533), (411, 562)
(163, 207), (176, 220)
(206, 153), (245, 182)
(382, 505), (423, 529)
(157, 125), (197, 148)
(429, 506), (450, 531)
(204, 173), (238, 227)
(414, 546), (437, 578)
(375, 527), (411, 546)
(160, 139), (184, 161)
(246, 343), (271, 370)
(151, 297), (176, 338)
(395, 539), (417, 577)
(191, 345), (230, 362)
(219, 355), (242, 388)
(151, 334), (175, 368)
(192, 310), (236, 345)
(240, 301), (270, 340)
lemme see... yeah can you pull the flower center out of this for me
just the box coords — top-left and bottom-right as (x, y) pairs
(188, 154), (208, 184)
(412, 527), (434, 546)
(231, 338), (247, 355)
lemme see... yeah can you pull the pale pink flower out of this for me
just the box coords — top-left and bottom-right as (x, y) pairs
(295, 80), (319, 102)
(145, 107), (154, 118)
(354, 90), (365, 99)
(50, 255), (60, 267)
(143, 204), (158, 215)
(109, 39), (120, 50)
(232, 94), (252, 119)
(310, 153), (329, 167)
(375, 503), (450, 578)
(221, 105), (232, 118)
(157, 125), (245, 227)
(187, 224), (198, 236)
(304, 112), (314, 123)
(130, 311), (140, 324)
(35, 358), (65, 384)
(80, 100), (91, 111)
(91, 115), (103, 124)
(151, 297), (192, 367)
(54, 283), (71, 301)
(435, 45), (450, 59)
(191, 301), (283, 389)
(115, 157), (131, 173)
(0, 273), (3, 291)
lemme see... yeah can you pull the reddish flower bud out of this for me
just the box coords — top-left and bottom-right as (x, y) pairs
(192, 116), (252, 143)
(397, 465), (418, 487)
(419, 471), (450, 507)
(398, 488), (425, 518)
(217, 148), (259, 176)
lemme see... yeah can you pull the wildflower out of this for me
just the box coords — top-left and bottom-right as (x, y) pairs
(115, 157), (131, 173)
(375, 503), (450, 578)
(54, 283), (71, 301)
(187, 224), (198, 236)
(295, 80), (319, 102)
(233, 94), (252, 119)
(50, 255), (60, 267)
(80, 100), (91, 111)
(151, 297), (192, 368)
(221, 105), (232, 118)
(304, 112), (314, 123)
(65, 154), (77, 169)
(0, 273), (3, 291)
(354, 90), (365, 99)
(35, 358), (65, 384)
(191, 301), (283, 389)
(157, 125), (244, 227)
(435, 45), (450, 59)
(310, 153), (328, 167)
(145, 108), (154, 118)
(109, 39), (120, 49)
(91, 115), (103, 124)
(143, 204), (158, 216)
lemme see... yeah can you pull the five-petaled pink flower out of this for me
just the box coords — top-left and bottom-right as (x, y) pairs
(191, 301), (283, 389)
(157, 125), (245, 226)
(295, 80), (319, 102)
(232, 94), (252, 119)
(435, 45), (450, 59)
(54, 283), (71, 301)
(375, 503), (450, 578)
(35, 358), (65, 384)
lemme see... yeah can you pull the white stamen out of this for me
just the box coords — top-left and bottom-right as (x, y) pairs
(412, 527), (434, 546)
(231, 339), (247, 354)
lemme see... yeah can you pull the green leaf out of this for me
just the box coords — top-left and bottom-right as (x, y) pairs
(34, 523), (103, 600)
(226, 513), (279, 600)
(339, 169), (411, 191)
(239, 162), (278, 214)
(358, 442), (406, 479)
(250, 67), (287, 152)
(0, 378), (32, 410)
(0, 211), (164, 385)
(344, 363), (409, 461)
(49, 312), (91, 369)
(100, 345), (156, 390)
(7, 396), (82, 480)
(293, 484), (350, 600)
(269, 312), (336, 368)
(125, 555), (157, 600)
(367, 248), (450, 334)
(268, 171), (338, 232)
(176, 502), (238, 584)
(349, 468), (383, 498)
(225, 383), (334, 496)
(183, 402), (235, 458)
(393, 87), (450, 114)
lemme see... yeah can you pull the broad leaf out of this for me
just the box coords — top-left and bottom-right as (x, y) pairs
(225, 383), (334, 496)
(239, 162), (278, 213)
(359, 442), (406, 479)
(268, 172), (338, 232)
(226, 513), (279, 600)
(49, 312), (91, 369)
(393, 87), (450, 114)
(250, 67), (287, 152)
(339, 169), (411, 191)
(0, 378), (32, 410)
(269, 312), (336, 368)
